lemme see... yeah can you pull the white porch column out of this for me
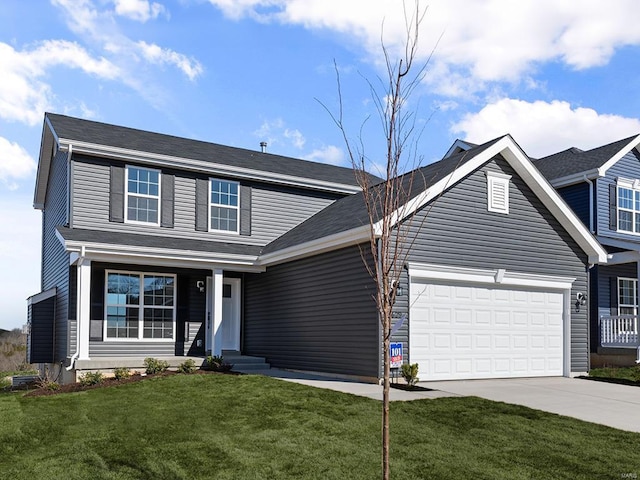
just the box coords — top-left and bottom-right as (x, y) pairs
(211, 268), (224, 356)
(636, 260), (640, 315)
(77, 257), (91, 360)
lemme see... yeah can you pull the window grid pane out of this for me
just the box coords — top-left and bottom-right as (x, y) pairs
(619, 278), (638, 316)
(126, 167), (160, 224)
(210, 179), (239, 232)
(106, 272), (175, 340)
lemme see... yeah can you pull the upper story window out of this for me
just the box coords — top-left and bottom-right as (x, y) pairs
(618, 277), (638, 316)
(126, 166), (160, 224)
(486, 171), (511, 214)
(210, 178), (239, 233)
(617, 179), (640, 233)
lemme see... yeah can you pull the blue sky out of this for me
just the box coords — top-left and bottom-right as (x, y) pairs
(2, 0), (640, 330)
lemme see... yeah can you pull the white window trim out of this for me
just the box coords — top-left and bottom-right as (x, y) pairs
(486, 171), (511, 214)
(618, 277), (638, 316)
(104, 270), (176, 342)
(616, 178), (640, 235)
(208, 178), (240, 234)
(125, 165), (161, 226)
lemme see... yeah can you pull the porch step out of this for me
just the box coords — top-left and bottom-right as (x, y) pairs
(222, 351), (270, 371)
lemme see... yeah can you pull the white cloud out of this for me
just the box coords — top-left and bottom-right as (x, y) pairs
(136, 41), (203, 80)
(113, 0), (167, 22)
(451, 98), (640, 158)
(206, 0), (640, 97)
(52, 0), (202, 82)
(0, 137), (37, 190)
(254, 119), (308, 150)
(0, 40), (118, 126)
(284, 128), (306, 149)
(305, 145), (345, 165)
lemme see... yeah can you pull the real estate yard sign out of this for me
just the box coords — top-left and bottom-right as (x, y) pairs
(390, 342), (403, 368)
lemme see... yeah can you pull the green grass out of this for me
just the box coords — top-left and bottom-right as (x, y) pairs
(589, 365), (640, 383)
(1, 374), (639, 479)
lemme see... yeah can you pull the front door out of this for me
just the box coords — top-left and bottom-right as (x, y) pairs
(205, 277), (241, 353)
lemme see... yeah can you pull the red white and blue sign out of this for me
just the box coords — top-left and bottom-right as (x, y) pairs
(390, 342), (403, 368)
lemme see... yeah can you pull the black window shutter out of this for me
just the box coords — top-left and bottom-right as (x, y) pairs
(161, 173), (175, 228)
(195, 178), (209, 232)
(610, 277), (618, 315)
(89, 268), (105, 342)
(109, 165), (125, 223)
(609, 183), (617, 230)
(240, 184), (252, 236)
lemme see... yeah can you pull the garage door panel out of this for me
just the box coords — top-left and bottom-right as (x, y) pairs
(410, 279), (565, 380)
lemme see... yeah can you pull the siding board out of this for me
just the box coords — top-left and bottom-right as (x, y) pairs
(400, 157), (590, 372)
(244, 245), (379, 378)
(72, 156), (341, 246)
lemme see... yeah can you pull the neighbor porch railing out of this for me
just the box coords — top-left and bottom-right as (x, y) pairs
(600, 315), (640, 347)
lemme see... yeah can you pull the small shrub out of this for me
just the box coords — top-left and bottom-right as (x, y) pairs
(178, 359), (197, 374)
(80, 371), (104, 386)
(0, 376), (10, 389)
(204, 355), (233, 372)
(36, 378), (60, 391)
(401, 363), (419, 386)
(144, 357), (169, 375)
(113, 367), (131, 380)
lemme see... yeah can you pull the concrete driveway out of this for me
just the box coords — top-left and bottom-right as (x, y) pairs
(421, 377), (640, 433)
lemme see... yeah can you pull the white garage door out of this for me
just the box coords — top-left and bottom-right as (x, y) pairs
(410, 280), (564, 381)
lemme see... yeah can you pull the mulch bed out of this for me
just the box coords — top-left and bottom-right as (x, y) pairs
(390, 383), (433, 392)
(578, 375), (640, 387)
(22, 369), (242, 397)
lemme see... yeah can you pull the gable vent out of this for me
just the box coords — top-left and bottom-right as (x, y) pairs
(486, 171), (511, 214)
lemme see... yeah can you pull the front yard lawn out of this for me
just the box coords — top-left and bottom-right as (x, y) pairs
(1, 374), (639, 479)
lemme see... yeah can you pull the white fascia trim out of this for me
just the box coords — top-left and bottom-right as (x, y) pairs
(57, 232), (263, 272)
(408, 262), (576, 290)
(373, 136), (607, 263)
(499, 141), (608, 264)
(597, 134), (640, 177)
(27, 287), (57, 305)
(548, 169), (600, 188)
(34, 118), (59, 209)
(259, 224), (371, 267)
(57, 139), (362, 195)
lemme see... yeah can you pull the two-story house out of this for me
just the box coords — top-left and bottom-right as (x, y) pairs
(535, 136), (640, 366)
(28, 113), (607, 383)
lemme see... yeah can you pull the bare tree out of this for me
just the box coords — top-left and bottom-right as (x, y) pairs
(321, 2), (435, 478)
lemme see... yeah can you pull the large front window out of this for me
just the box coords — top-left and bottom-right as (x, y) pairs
(126, 166), (160, 224)
(210, 178), (239, 233)
(617, 185), (640, 233)
(106, 271), (175, 340)
(618, 277), (638, 316)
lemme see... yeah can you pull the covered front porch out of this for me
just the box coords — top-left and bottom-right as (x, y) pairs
(599, 315), (640, 363)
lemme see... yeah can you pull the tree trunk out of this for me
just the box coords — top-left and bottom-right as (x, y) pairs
(382, 322), (390, 480)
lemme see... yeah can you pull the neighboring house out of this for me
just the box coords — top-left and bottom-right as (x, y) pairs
(535, 136), (640, 366)
(27, 113), (607, 383)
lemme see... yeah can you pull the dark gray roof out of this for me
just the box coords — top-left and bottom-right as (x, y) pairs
(262, 136), (504, 254)
(534, 136), (637, 180)
(45, 113), (381, 188)
(57, 227), (262, 256)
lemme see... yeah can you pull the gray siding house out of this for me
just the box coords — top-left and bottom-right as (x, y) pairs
(28, 114), (606, 383)
(535, 135), (640, 366)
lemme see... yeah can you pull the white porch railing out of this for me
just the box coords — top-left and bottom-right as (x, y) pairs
(600, 316), (640, 347)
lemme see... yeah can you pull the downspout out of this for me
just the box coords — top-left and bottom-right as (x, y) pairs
(583, 174), (594, 233)
(66, 245), (84, 371)
(66, 144), (72, 226)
